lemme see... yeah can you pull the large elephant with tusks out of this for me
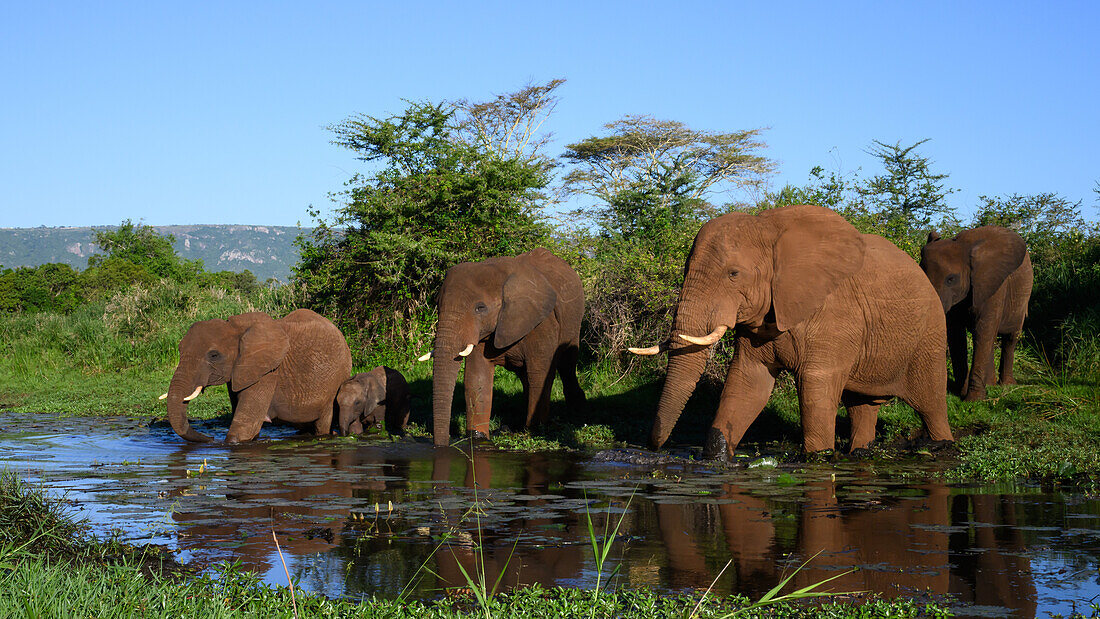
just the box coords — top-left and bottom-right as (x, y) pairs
(631, 205), (954, 458)
(421, 248), (585, 446)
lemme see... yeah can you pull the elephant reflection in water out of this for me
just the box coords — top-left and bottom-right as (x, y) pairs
(428, 449), (587, 593)
(650, 478), (1035, 615)
(164, 444), (412, 575)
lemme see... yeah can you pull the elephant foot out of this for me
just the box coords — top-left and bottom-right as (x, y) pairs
(962, 388), (987, 402)
(802, 449), (836, 463)
(702, 427), (730, 462)
(468, 429), (491, 443)
(848, 447), (874, 459)
(999, 377), (1017, 386)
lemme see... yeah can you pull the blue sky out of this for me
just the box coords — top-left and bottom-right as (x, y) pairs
(2, 2), (1097, 228)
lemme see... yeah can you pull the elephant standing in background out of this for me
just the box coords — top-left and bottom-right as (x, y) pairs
(920, 227), (1033, 401)
(162, 309), (352, 443)
(632, 205), (954, 457)
(422, 248), (585, 446)
(335, 366), (411, 435)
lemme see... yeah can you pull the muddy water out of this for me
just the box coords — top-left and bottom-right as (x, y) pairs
(1, 413), (1098, 617)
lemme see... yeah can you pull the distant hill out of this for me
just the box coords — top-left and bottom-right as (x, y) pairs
(0, 225), (307, 282)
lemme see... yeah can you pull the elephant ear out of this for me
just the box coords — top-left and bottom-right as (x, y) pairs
(228, 313), (289, 390)
(968, 227), (1027, 308)
(494, 266), (557, 349)
(767, 205), (866, 332)
(361, 369), (387, 408)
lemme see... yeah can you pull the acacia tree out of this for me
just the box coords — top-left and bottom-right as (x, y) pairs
(561, 116), (775, 361)
(562, 116), (774, 240)
(855, 139), (956, 230)
(295, 88), (558, 343)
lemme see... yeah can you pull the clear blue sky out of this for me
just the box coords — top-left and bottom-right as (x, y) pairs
(2, 1), (1097, 228)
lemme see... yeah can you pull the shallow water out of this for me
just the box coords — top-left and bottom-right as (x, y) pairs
(1, 413), (1098, 617)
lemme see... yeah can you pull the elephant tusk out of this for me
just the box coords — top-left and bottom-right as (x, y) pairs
(458, 344), (475, 357)
(158, 393), (168, 400)
(181, 386), (204, 402)
(628, 341), (669, 355)
(678, 325), (729, 346)
(417, 351), (433, 362)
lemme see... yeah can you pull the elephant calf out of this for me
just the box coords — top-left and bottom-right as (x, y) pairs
(921, 226), (1033, 401)
(335, 366), (411, 435)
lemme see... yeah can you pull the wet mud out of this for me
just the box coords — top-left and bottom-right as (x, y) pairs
(1, 412), (1097, 618)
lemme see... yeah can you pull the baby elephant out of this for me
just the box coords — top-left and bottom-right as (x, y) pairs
(335, 367), (411, 435)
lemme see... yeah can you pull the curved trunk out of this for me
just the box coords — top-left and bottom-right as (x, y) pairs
(431, 322), (464, 446)
(166, 361), (214, 442)
(650, 341), (710, 450)
(650, 273), (730, 450)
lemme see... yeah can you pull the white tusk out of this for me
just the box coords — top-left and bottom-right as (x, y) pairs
(458, 344), (475, 357)
(628, 341), (669, 356)
(182, 386), (204, 402)
(678, 325), (729, 346)
(417, 351), (433, 362)
(158, 393), (168, 400)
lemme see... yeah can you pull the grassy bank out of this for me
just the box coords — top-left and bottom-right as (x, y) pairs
(0, 469), (957, 618)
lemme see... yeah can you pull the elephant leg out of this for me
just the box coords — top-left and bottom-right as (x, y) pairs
(524, 358), (555, 427)
(965, 315), (1000, 401)
(841, 394), (882, 452)
(946, 315), (968, 396)
(225, 373), (279, 443)
(796, 370), (846, 453)
(903, 351), (953, 443)
(313, 400), (335, 436)
(998, 332), (1019, 385)
(463, 353), (495, 438)
(708, 356), (777, 460)
(557, 344), (586, 407)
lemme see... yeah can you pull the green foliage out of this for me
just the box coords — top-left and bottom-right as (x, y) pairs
(89, 219), (203, 282)
(973, 192), (1096, 264)
(294, 99), (551, 338)
(0, 263), (82, 313)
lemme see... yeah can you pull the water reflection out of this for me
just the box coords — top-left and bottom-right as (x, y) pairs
(0, 414), (1096, 618)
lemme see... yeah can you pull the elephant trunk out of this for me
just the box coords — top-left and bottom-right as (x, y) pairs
(431, 320), (467, 446)
(650, 273), (732, 450)
(432, 354), (461, 446)
(166, 362), (214, 443)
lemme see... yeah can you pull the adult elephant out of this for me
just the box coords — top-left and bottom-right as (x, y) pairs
(631, 205), (954, 458)
(920, 227), (1033, 401)
(421, 248), (585, 446)
(160, 309), (352, 443)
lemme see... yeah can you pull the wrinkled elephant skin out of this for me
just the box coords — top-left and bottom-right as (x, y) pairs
(165, 309), (352, 443)
(921, 226), (1033, 401)
(428, 248), (585, 446)
(336, 366), (411, 435)
(636, 205), (954, 457)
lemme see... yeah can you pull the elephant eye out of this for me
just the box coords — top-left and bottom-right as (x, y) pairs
(728, 270), (740, 281)
(474, 302), (488, 314)
(207, 350), (222, 360)
(945, 274), (959, 286)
